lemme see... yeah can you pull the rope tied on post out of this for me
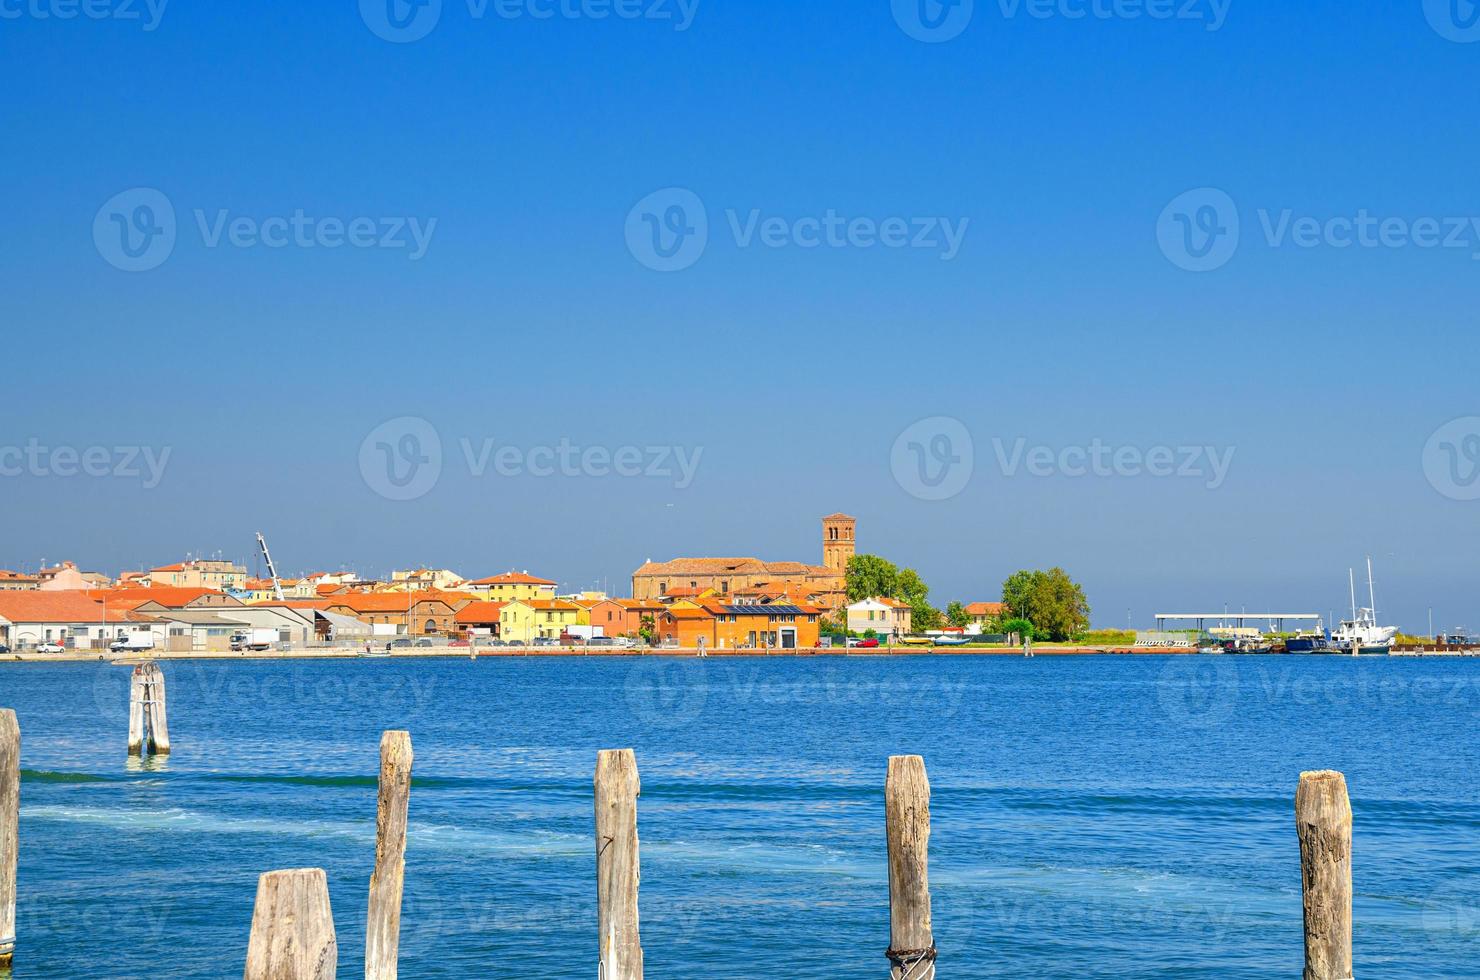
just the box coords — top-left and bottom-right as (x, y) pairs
(885, 944), (937, 978)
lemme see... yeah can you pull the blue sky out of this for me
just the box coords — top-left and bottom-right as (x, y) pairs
(3, 0), (1479, 630)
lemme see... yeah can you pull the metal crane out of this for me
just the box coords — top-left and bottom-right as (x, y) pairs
(256, 531), (286, 602)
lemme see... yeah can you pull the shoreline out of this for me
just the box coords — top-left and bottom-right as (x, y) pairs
(5, 645), (1478, 664)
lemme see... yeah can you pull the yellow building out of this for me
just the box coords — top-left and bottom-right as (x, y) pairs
(466, 572), (558, 603)
(499, 598), (581, 642)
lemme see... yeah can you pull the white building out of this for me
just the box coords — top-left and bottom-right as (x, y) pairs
(845, 597), (912, 638)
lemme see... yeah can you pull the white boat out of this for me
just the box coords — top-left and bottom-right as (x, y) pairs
(1331, 559), (1398, 655)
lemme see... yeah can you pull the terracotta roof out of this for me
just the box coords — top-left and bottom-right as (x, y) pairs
(666, 606), (713, 620)
(821, 513), (855, 521)
(634, 557), (836, 577)
(469, 572), (557, 586)
(327, 593), (455, 613)
(455, 601), (508, 624)
(149, 563), (187, 572)
(0, 593), (109, 622)
(89, 586), (227, 609)
(965, 602), (1005, 616)
(524, 599), (580, 612)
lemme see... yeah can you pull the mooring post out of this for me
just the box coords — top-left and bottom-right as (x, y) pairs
(0, 710), (19, 970)
(127, 665), (147, 756)
(1296, 770), (1353, 980)
(244, 868), (338, 980)
(145, 664), (170, 755)
(885, 755), (934, 980)
(366, 731), (413, 980)
(126, 663), (170, 756)
(595, 749), (642, 980)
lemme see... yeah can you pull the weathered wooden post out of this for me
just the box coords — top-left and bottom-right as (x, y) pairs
(0, 710), (18, 970)
(366, 731), (413, 980)
(126, 663), (170, 756)
(145, 664), (170, 755)
(595, 749), (642, 980)
(244, 868), (337, 980)
(885, 755), (934, 980)
(1296, 770), (1353, 980)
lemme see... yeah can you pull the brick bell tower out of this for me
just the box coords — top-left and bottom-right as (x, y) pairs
(822, 513), (856, 573)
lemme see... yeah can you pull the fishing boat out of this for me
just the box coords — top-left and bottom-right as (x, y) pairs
(1330, 559), (1398, 656)
(933, 635), (970, 647)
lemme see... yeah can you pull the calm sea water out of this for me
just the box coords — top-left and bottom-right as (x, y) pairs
(1, 655), (1477, 979)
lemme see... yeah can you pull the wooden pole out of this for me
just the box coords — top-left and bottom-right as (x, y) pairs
(0, 709), (18, 970)
(366, 731), (413, 980)
(145, 664), (170, 755)
(885, 755), (934, 980)
(127, 665), (147, 756)
(1296, 770), (1353, 980)
(244, 868), (338, 980)
(595, 749), (642, 980)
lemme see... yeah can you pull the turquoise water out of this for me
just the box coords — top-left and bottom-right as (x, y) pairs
(1, 655), (1477, 978)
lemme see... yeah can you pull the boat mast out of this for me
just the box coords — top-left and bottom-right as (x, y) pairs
(1366, 555), (1377, 620)
(1348, 568), (1357, 621)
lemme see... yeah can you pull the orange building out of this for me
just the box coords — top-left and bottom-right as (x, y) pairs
(657, 601), (822, 650)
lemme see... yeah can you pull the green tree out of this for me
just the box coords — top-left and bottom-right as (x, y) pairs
(945, 601), (969, 628)
(1000, 616), (1035, 642)
(845, 554), (899, 603)
(1000, 567), (1090, 641)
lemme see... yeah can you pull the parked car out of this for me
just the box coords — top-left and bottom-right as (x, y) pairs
(449, 639), (470, 648)
(587, 637), (616, 647)
(483, 639), (506, 647)
(415, 638), (434, 647)
(0, 644), (11, 655)
(531, 637), (558, 647)
(37, 642), (66, 654)
(609, 637), (637, 649)
(847, 637), (880, 648)
(387, 638), (414, 649)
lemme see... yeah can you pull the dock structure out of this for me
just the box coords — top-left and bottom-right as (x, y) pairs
(1154, 613), (1323, 633)
(243, 868), (337, 980)
(0, 709), (17, 970)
